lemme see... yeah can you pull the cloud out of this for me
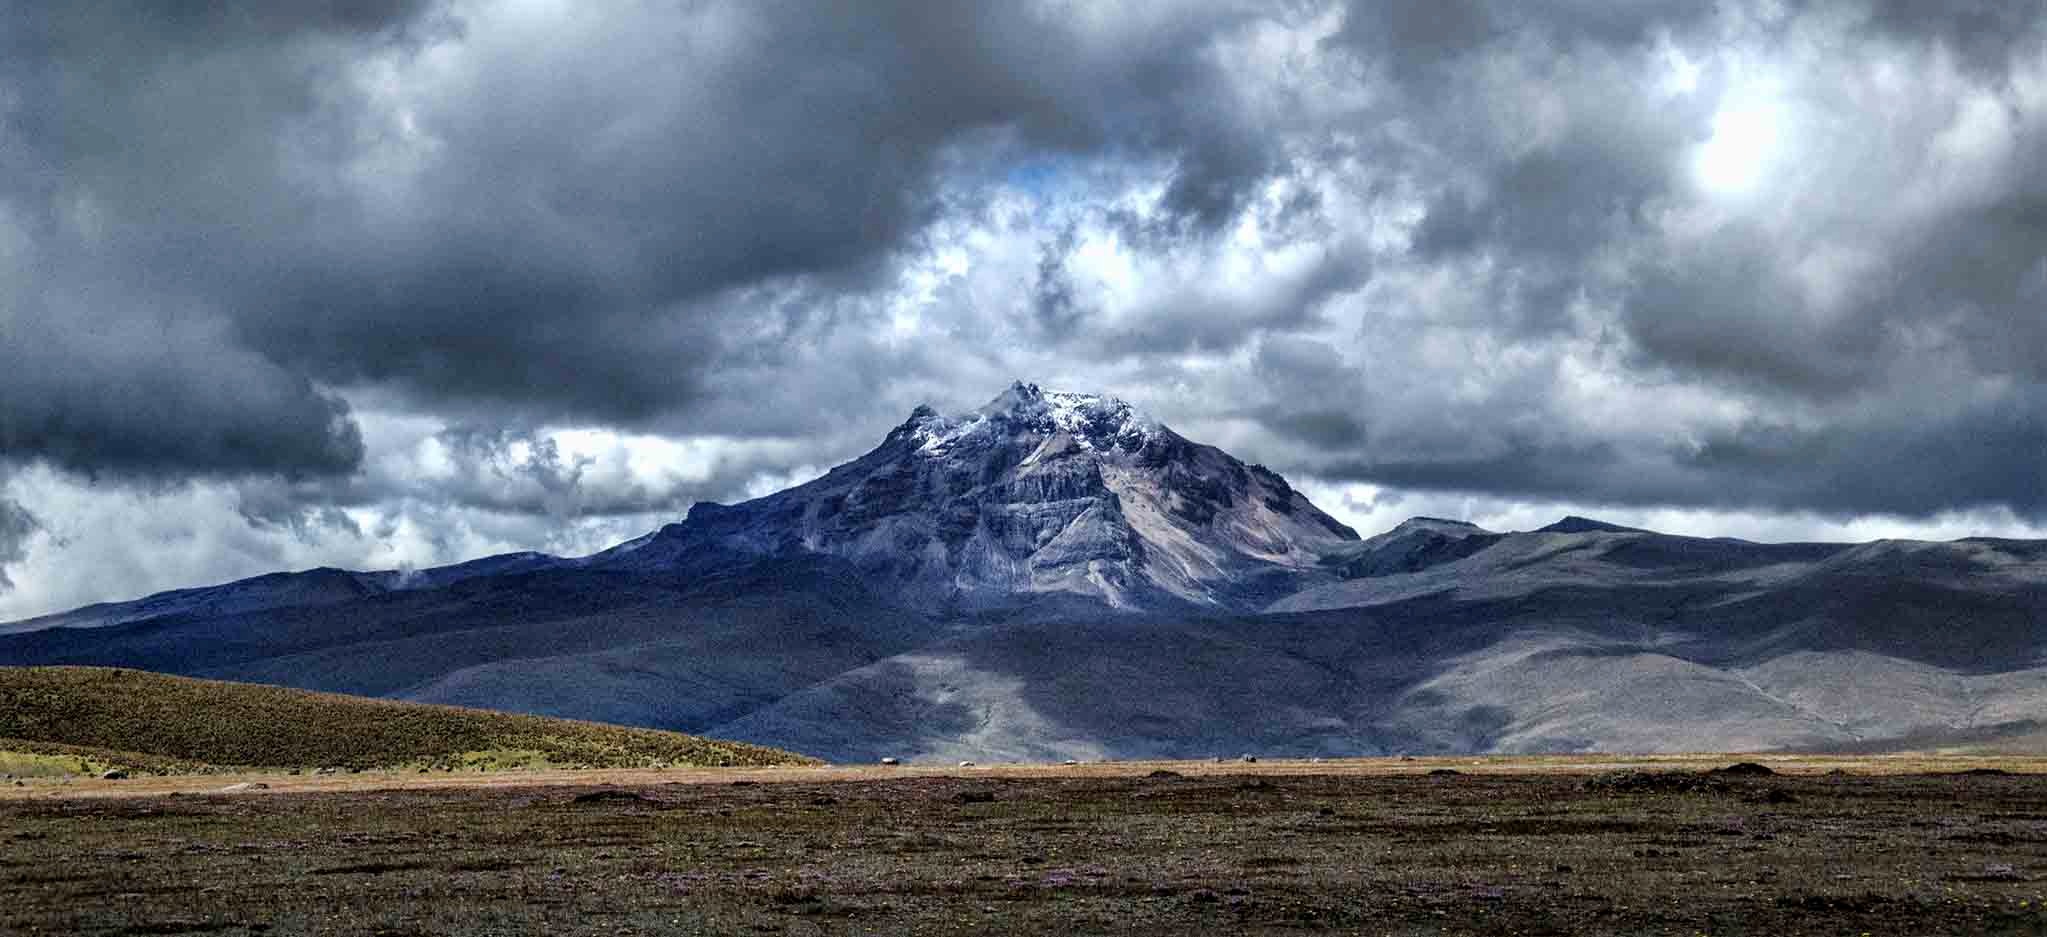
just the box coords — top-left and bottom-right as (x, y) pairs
(0, 0), (426, 480)
(1854, 0), (2047, 79)
(230, 410), (836, 527)
(1683, 382), (2047, 518)
(5, 0), (2047, 617)
(1217, 0), (2047, 525)
(3, 0), (1303, 447)
(1247, 335), (1370, 448)
(1328, 0), (1712, 71)
(0, 293), (363, 480)
(0, 493), (36, 592)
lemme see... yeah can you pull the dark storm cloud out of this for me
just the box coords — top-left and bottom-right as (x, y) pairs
(1031, 227), (1087, 340)
(1318, 439), (1639, 506)
(1854, 0), (2047, 78)
(1248, 335), (1369, 448)
(1329, 0), (1711, 328)
(1097, 246), (1371, 357)
(0, 0), (429, 479)
(0, 278), (364, 479)
(1228, 0), (2047, 524)
(1683, 385), (2047, 518)
(93, 0), (439, 40)
(1619, 231), (1880, 394)
(1621, 196), (2047, 395)
(1307, 382), (2047, 520)
(7, 0), (2047, 570)
(1329, 0), (1711, 71)
(1899, 195), (2047, 382)
(3, 0), (1296, 473)
(0, 495), (37, 592)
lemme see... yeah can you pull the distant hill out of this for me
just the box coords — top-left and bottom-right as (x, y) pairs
(0, 667), (814, 773)
(3, 384), (2045, 763)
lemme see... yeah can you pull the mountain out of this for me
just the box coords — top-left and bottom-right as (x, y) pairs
(3, 384), (2045, 762)
(0, 553), (563, 636)
(595, 382), (1358, 611)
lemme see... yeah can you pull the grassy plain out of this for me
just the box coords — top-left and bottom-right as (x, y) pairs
(4, 755), (2045, 935)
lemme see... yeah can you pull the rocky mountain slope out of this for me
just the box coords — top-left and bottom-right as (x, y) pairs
(595, 382), (1359, 611)
(3, 385), (2044, 762)
(720, 526), (2047, 762)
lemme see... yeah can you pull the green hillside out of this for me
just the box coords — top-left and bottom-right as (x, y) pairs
(0, 666), (815, 774)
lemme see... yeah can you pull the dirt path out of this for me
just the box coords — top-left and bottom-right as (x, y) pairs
(8, 751), (2044, 800)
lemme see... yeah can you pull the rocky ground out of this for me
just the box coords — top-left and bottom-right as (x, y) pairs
(4, 758), (2046, 935)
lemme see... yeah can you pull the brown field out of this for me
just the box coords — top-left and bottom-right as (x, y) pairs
(6, 755), (2047, 935)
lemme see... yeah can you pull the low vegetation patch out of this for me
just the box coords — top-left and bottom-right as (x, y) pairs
(6, 770), (2045, 935)
(0, 749), (108, 779)
(1710, 761), (1778, 776)
(1582, 769), (1730, 794)
(0, 666), (814, 774)
(0, 738), (214, 776)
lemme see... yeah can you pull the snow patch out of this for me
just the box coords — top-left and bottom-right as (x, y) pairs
(908, 382), (1160, 456)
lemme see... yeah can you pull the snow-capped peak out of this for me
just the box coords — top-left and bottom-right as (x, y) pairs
(906, 381), (1161, 455)
(610, 381), (1358, 612)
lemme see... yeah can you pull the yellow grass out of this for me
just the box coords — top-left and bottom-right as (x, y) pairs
(8, 751), (2043, 800)
(0, 665), (812, 773)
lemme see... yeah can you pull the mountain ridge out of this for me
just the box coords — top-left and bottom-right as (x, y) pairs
(3, 384), (2044, 763)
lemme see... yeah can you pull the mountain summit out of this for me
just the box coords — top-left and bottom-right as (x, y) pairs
(600, 382), (1358, 611)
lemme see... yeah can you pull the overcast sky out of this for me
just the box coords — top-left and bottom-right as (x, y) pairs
(3, 0), (2045, 618)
